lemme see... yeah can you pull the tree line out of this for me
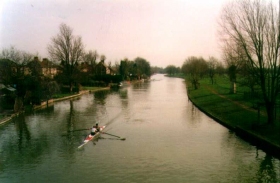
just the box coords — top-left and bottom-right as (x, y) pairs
(181, 0), (280, 126)
(0, 23), (152, 112)
(181, 56), (225, 89)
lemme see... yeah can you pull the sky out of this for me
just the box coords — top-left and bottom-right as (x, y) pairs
(1, 0), (233, 67)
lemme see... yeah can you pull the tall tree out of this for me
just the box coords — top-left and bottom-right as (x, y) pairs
(182, 57), (208, 90)
(215, 62), (226, 76)
(222, 40), (248, 93)
(82, 50), (98, 74)
(119, 58), (130, 80)
(0, 47), (35, 112)
(219, 0), (280, 124)
(48, 23), (84, 92)
(165, 65), (179, 76)
(0, 46), (34, 77)
(208, 57), (219, 85)
(134, 57), (151, 79)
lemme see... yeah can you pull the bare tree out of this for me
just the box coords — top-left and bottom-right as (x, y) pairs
(0, 46), (33, 86)
(219, 0), (280, 124)
(1, 46), (34, 64)
(83, 50), (98, 65)
(82, 50), (99, 74)
(221, 39), (249, 93)
(48, 23), (84, 92)
(0, 46), (36, 112)
(1, 46), (21, 62)
(208, 57), (219, 85)
(215, 62), (226, 76)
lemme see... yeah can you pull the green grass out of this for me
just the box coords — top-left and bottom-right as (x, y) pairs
(165, 73), (185, 79)
(52, 93), (78, 99)
(186, 75), (280, 148)
(81, 86), (105, 90)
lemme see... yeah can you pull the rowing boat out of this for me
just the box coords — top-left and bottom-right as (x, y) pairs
(77, 125), (106, 149)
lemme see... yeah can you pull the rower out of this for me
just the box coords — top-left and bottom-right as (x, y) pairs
(90, 126), (97, 136)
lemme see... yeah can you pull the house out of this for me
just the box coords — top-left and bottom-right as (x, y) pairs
(25, 56), (42, 76)
(95, 60), (115, 75)
(41, 58), (58, 78)
(79, 62), (90, 73)
(24, 57), (58, 78)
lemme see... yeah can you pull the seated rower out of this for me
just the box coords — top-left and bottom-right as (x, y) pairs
(89, 122), (100, 136)
(90, 126), (97, 137)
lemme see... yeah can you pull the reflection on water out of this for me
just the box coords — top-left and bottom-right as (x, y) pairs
(0, 74), (279, 183)
(256, 154), (278, 183)
(16, 115), (31, 151)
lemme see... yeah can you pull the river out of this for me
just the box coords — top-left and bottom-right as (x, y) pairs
(0, 74), (279, 183)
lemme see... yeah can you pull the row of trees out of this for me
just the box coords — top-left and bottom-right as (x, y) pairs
(0, 23), (152, 112)
(181, 0), (280, 125)
(119, 57), (151, 80)
(181, 56), (225, 89)
(165, 65), (181, 76)
(48, 23), (152, 89)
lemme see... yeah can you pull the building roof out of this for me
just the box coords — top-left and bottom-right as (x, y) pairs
(41, 58), (56, 68)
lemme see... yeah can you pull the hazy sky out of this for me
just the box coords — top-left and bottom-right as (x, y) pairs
(1, 0), (232, 67)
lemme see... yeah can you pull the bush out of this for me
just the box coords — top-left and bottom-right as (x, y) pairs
(0, 96), (14, 110)
(60, 86), (79, 93)
(90, 75), (122, 86)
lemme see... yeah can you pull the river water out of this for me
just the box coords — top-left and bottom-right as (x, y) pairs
(0, 74), (279, 183)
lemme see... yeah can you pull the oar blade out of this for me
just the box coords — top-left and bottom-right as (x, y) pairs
(101, 132), (126, 140)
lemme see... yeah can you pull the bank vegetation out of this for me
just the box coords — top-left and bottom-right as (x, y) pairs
(181, 0), (280, 154)
(0, 23), (152, 118)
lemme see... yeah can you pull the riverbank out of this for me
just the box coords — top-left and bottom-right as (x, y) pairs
(186, 77), (280, 157)
(0, 87), (110, 125)
(0, 80), (140, 125)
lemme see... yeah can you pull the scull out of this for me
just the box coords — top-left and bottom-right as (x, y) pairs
(77, 125), (106, 149)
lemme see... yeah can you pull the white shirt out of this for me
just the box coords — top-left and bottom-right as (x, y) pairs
(91, 128), (97, 133)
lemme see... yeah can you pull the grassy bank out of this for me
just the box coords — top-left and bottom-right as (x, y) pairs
(186, 76), (280, 154)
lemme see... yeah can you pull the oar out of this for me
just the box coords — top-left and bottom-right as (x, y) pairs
(102, 137), (126, 141)
(102, 132), (126, 140)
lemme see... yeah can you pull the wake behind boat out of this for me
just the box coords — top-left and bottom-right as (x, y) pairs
(78, 125), (106, 149)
